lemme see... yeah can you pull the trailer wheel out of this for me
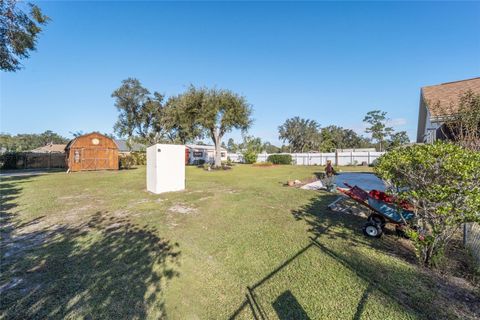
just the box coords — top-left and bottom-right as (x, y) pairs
(363, 222), (383, 238)
(368, 214), (386, 227)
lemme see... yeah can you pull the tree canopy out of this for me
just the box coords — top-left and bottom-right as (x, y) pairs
(278, 117), (320, 152)
(0, 130), (68, 152)
(170, 86), (252, 167)
(1, 0), (49, 71)
(111, 78), (168, 145)
(363, 110), (394, 151)
(320, 125), (373, 152)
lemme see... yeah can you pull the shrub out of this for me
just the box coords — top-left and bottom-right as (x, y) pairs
(267, 154), (292, 165)
(374, 142), (480, 268)
(243, 150), (258, 164)
(0, 152), (22, 169)
(131, 151), (146, 165)
(225, 157), (235, 166)
(119, 154), (135, 169)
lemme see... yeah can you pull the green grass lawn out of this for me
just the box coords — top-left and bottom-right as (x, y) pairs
(1, 165), (478, 319)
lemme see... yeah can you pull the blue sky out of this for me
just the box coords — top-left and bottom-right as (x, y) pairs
(1, 1), (479, 145)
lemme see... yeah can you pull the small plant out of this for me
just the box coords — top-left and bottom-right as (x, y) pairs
(267, 154), (292, 165)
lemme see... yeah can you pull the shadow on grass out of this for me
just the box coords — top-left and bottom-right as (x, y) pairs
(229, 192), (480, 320)
(291, 193), (416, 262)
(229, 235), (422, 319)
(1, 176), (180, 319)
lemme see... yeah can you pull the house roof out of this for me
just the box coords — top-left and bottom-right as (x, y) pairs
(30, 143), (67, 153)
(186, 144), (227, 151)
(114, 140), (145, 152)
(422, 77), (480, 118)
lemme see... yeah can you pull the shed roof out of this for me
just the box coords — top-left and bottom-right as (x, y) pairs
(65, 132), (118, 150)
(422, 77), (480, 117)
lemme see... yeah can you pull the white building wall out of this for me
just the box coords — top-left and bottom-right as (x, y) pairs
(187, 145), (227, 164)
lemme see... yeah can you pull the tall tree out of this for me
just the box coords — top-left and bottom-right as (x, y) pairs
(278, 117), (320, 152)
(363, 110), (394, 151)
(164, 93), (206, 144)
(172, 86), (252, 167)
(388, 131), (410, 150)
(262, 141), (280, 153)
(320, 125), (375, 151)
(227, 138), (238, 153)
(111, 78), (168, 145)
(1, 0), (49, 71)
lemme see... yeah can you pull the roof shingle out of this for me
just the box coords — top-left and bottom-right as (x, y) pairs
(422, 77), (480, 117)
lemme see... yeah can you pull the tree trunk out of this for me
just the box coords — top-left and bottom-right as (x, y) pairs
(213, 128), (222, 167)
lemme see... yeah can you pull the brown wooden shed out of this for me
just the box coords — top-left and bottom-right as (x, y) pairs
(65, 132), (119, 172)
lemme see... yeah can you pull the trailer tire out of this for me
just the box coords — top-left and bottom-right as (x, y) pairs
(368, 214), (386, 227)
(363, 222), (383, 238)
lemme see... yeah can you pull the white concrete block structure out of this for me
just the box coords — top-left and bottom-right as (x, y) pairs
(146, 144), (185, 194)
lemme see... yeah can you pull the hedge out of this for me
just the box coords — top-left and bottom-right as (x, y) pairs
(267, 154), (292, 165)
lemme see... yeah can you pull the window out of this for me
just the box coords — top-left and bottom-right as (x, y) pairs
(193, 151), (203, 157)
(221, 152), (226, 157)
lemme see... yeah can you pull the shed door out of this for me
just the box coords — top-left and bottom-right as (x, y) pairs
(81, 148), (96, 170)
(81, 148), (111, 170)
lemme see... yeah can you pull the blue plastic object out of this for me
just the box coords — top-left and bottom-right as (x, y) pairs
(367, 197), (414, 223)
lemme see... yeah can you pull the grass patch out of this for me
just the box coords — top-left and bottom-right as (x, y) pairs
(1, 165), (478, 319)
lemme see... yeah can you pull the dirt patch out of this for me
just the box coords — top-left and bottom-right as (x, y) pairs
(286, 176), (320, 188)
(168, 204), (196, 214)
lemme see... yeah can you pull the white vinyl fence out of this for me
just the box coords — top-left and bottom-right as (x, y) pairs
(465, 223), (480, 265)
(227, 153), (244, 163)
(254, 151), (384, 166)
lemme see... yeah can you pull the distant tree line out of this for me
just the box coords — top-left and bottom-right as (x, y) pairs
(0, 131), (68, 152)
(276, 111), (409, 153)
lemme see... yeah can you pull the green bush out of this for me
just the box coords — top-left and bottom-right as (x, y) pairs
(119, 155), (135, 169)
(374, 142), (480, 268)
(243, 150), (258, 164)
(131, 151), (146, 165)
(267, 154), (292, 165)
